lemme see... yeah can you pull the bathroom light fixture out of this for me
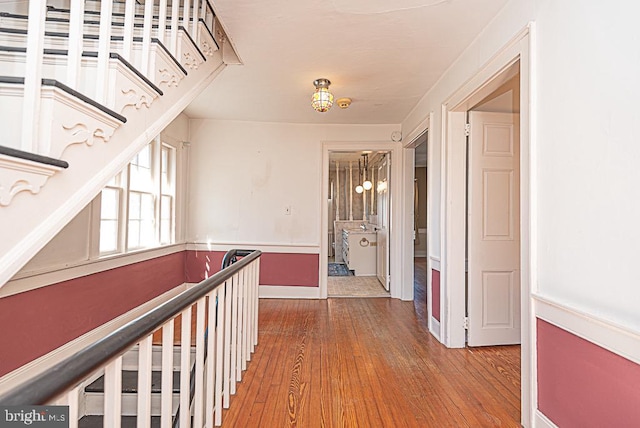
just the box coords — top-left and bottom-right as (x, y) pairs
(362, 154), (372, 190)
(355, 157), (364, 193)
(311, 78), (334, 113)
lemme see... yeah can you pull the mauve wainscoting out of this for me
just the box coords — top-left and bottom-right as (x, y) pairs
(185, 251), (319, 287)
(537, 319), (640, 427)
(0, 252), (186, 376)
(431, 269), (440, 322)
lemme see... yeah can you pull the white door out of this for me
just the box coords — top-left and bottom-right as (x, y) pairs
(376, 155), (390, 291)
(467, 112), (520, 346)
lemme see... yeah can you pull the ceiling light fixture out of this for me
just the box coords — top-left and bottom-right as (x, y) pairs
(311, 78), (334, 113)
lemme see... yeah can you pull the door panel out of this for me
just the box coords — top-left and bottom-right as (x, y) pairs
(468, 112), (520, 346)
(376, 155), (390, 291)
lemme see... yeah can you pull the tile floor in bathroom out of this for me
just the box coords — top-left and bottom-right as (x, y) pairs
(327, 274), (390, 298)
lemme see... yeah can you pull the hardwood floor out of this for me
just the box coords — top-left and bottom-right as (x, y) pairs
(220, 263), (521, 427)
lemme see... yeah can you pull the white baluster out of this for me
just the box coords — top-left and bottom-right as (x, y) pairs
(230, 273), (238, 394)
(200, 0), (208, 28)
(182, 0), (191, 37)
(158, 0), (168, 45)
(246, 263), (254, 357)
(141, 0), (154, 76)
(104, 357), (123, 428)
(161, 319), (175, 428)
(137, 336), (153, 428)
(179, 306), (192, 428)
(66, 0), (84, 88)
(215, 282), (226, 425)
(223, 278), (232, 408)
(192, 0), (199, 40)
(96, 0), (113, 104)
(67, 387), (80, 428)
(238, 268), (246, 373)
(253, 259), (260, 346)
(194, 297), (206, 427)
(170, 0), (180, 56)
(122, 0), (135, 61)
(243, 266), (250, 366)
(21, 0), (46, 153)
(205, 289), (218, 428)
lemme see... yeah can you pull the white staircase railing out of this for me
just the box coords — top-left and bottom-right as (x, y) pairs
(0, 249), (261, 428)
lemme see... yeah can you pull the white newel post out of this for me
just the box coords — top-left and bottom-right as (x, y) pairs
(21, 0), (46, 153)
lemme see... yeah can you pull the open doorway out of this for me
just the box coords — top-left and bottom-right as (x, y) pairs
(440, 27), (533, 424)
(326, 150), (390, 298)
(413, 136), (428, 322)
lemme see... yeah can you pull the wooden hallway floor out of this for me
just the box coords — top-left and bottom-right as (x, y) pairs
(221, 295), (521, 426)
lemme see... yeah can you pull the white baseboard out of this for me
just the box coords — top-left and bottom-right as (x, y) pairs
(259, 285), (320, 299)
(414, 251), (427, 258)
(0, 284), (187, 395)
(534, 294), (640, 365)
(534, 409), (558, 428)
(429, 317), (441, 342)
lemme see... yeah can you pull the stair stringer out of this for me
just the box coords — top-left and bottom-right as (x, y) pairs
(0, 51), (227, 289)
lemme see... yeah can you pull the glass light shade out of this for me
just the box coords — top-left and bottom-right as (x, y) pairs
(312, 88), (334, 112)
(363, 180), (373, 190)
(355, 185), (364, 194)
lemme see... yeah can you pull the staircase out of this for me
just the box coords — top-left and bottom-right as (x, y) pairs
(0, 0), (236, 288)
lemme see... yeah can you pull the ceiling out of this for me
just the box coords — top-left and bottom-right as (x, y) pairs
(185, 0), (510, 125)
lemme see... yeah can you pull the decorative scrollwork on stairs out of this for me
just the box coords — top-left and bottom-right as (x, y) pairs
(0, 157), (61, 206)
(119, 88), (153, 113)
(201, 41), (216, 57)
(183, 52), (200, 70)
(62, 123), (114, 147)
(158, 68), (180, 88)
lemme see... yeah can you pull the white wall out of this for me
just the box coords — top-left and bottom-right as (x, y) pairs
(403, 0), (640, 332)
(187, 119), (397, 246)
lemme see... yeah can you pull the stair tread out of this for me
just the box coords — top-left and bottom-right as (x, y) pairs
(85, 370), (181, 394)
(79, 415), (161, 428)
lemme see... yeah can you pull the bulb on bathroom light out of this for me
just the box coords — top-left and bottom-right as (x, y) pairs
(363, 180), (373, 190)
(355, 185), (364, 194)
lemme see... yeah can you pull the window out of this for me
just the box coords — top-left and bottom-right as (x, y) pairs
(99, 137), (178, 255)
(99, 183), (120, 254)
(159, 145), (176, 245)
(128, 144), (155, 250)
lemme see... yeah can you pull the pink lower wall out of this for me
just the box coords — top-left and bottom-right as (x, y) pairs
(185, 250), (319, 287)
(0, 252), (186, 377)
(537, 319), (640, 427)
(431, 269), (440, 321)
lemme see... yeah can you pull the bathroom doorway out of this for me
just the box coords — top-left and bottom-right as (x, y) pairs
(326, 150), (391, 298)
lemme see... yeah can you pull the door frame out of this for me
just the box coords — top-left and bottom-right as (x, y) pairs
(440, 24), (535, 426)
(320, 141), (412, 300)
(403, 113), (433, 324)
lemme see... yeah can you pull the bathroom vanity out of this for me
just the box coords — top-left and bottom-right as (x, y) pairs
(342, 229), (377, 276)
